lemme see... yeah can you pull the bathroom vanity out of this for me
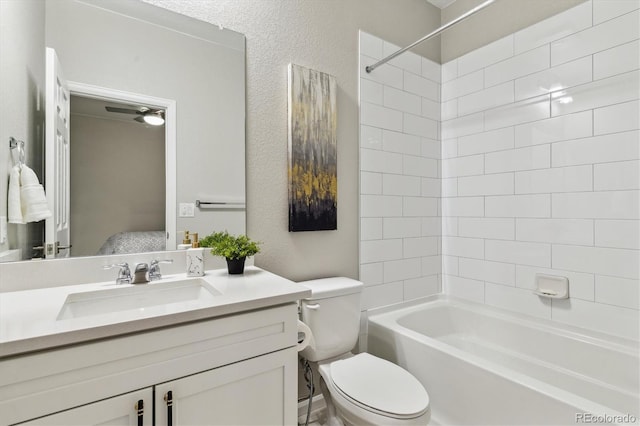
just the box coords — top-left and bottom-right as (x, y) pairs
(0, 267), (310, 425)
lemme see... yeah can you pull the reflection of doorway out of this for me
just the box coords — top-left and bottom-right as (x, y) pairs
(69, 95), (166, 256)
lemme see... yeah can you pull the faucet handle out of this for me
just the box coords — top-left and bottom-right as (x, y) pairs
(104, 262), (131, 285)
(149, 259), (174, 281)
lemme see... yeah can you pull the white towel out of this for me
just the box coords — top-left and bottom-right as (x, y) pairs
(7, 164), (52, 224)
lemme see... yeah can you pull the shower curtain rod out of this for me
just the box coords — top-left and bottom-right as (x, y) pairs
(365, 0), (495, 73)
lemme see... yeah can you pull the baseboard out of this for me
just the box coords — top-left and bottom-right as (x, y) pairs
(297, 394), (326, 425)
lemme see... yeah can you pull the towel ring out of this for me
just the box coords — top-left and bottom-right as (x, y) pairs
(9, 137), (25, 165)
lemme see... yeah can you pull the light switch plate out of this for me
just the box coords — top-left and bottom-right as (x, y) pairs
(179, 203), (195, 217)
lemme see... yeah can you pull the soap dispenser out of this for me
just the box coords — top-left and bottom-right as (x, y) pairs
(178, 231), (192, 250)
(186, 233), (205, 277)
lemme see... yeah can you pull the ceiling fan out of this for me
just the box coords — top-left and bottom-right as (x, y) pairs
(104, 106), (165, 126)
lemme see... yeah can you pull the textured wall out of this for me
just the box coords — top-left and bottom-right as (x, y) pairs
(144, 0), (441, 281)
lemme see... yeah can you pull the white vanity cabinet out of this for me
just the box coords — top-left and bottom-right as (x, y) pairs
(1, 303), (298, 426)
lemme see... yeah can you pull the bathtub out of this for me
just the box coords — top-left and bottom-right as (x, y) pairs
(367, 295), (639, 425)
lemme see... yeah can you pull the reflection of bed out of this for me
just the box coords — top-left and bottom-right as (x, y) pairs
(97, 231), (166, 255)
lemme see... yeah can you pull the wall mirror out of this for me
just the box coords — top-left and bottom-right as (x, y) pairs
(0, 0), (246, 262)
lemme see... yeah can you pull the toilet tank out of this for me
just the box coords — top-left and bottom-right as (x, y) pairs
(298, 277), (363, 362)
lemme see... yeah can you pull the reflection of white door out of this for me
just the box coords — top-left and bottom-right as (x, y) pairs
(45, 47), (71, 258)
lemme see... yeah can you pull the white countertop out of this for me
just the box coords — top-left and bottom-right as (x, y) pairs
(0, 266), (310, 358)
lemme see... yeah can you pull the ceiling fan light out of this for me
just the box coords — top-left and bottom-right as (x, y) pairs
(143, 112), (165, 126)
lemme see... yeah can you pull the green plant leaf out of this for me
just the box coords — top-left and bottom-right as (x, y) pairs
(199, 231), (261, 260)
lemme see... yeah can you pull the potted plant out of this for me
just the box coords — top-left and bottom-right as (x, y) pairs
(200, 231), (261, 274)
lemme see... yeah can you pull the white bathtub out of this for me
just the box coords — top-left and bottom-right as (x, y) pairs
(367, 295), (639, 425)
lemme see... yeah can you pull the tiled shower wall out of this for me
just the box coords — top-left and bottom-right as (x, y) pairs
(359, 32), (442, 311)
(440, 1), (639, 339)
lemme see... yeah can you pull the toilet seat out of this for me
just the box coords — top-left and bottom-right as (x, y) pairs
(329, 353), (429, 419)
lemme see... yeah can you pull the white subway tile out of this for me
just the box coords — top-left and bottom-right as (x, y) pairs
(485, 45), (550, 88)
(442, 197), (485, 217)
(515, 56), (592, 101)
(384, 258), (422, 282)
(594, 40), (640, 80)
(485, 145), (550, 174)
(458, 82), (515, 117)
(443, 275), (485, 303)
(486, 239), (551, 267)
(403, 237), (439, 258)
(422, 98), (440, 121)
(442, 154), (484, 178)
(595, 275), (639, 309)
(552, 70), (640, 117)
(553, 244), (639, 279)
(442, 112), (484, 139)
(442, 236), (484, 259)
(442, 178), (458, 197)
(442, 60), (458, 83)
(383, 217), (421, 239)
(515, 165), (593, 194)
(422, 255), (442, 275)
(421, 177), (441, 197)
(404, 155), (438, 178)
(485, 194), (551, 218)
(361, 55), (403, 89)
(404, 71), (440, 101)
(382, 130), (421, 155)
(485, 283), (552, 319)
(458, 127), (514, 156)
(360, 262), (383, 286)
(516, 218), (594, 246)
(593, 0), (640, 25)
(594, 160), (640, 191)
(404, 113), (438, 139)
(361, 101), (403, 131)
(553, 191), (639, 219)
(422, 57), (441, 83)
(485, 95), (550, 130)
(422, 217), (441, 236)
(459, 258), (515, 286)
(404, 197), (439, 217)
(552, 130), (640, 167)
(441, 70), (483, 102)
(361, 218), (383, 241)
(441, 98), (458, 121)
(360, 31), (383, 59)
(443, 256), (459, 275)
(383, 86), (421, 114)
(382, 173), (420, 197)
(441, 138), (458, 159)
(442, 217), (458, 237)
(384, 41), (422, 75)
(514, 2), (592, 54)
(361, 148), (403, 173)
(594, 100), (639, 135)
(458, 217), (515, 240)
(515, 265), (594, 301)
(458, 35), (514, 76)
(362, 282), (404, 310)
(361, 171), (382, 194)
(404, 275), (440, 300)
(421, 138), (440, 159)
(595, 220), (640, 249)
(515, 111), (593, 148)
(361, 78), (383, 105)
(551, 10), (640, 66)
(552, 298), (639, 340)
(361, 194), (403, 217)
(361, 125), (383, 150)
(458, 173), (515, 196)
(360, 239), (403, 263)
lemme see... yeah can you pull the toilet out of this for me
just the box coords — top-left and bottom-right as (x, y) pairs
(299, 277), (430, 425)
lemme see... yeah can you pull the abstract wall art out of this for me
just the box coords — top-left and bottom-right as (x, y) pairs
(287, 63), (337, 232)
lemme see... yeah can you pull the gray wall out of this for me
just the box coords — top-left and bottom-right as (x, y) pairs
(144, 0), (442, 282)
(0, 0), (46, 259)
(70, 114), (165, 256)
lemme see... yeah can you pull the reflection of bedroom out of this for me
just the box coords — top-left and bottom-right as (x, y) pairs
(70, 96), (166, 256)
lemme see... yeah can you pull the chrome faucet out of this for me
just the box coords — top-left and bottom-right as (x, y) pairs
(149, 259), (174, 281)
(104, 262), (131, 285)
(132, 263), (150, 284)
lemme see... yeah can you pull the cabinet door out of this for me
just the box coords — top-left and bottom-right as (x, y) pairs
(18, 388), (152, 426)
(155, 348), (297, 426)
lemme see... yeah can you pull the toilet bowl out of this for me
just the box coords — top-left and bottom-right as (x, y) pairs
(298, 277), (430, 425)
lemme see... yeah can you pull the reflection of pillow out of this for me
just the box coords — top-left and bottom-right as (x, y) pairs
(97, 231), (166, 255)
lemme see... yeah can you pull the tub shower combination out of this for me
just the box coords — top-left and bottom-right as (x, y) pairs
(367, 295), (639, 425)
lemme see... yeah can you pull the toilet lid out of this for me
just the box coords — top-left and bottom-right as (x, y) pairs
(330, 353), (429, 417)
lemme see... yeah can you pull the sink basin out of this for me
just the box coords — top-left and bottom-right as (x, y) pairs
(57, 278), (219, 320)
